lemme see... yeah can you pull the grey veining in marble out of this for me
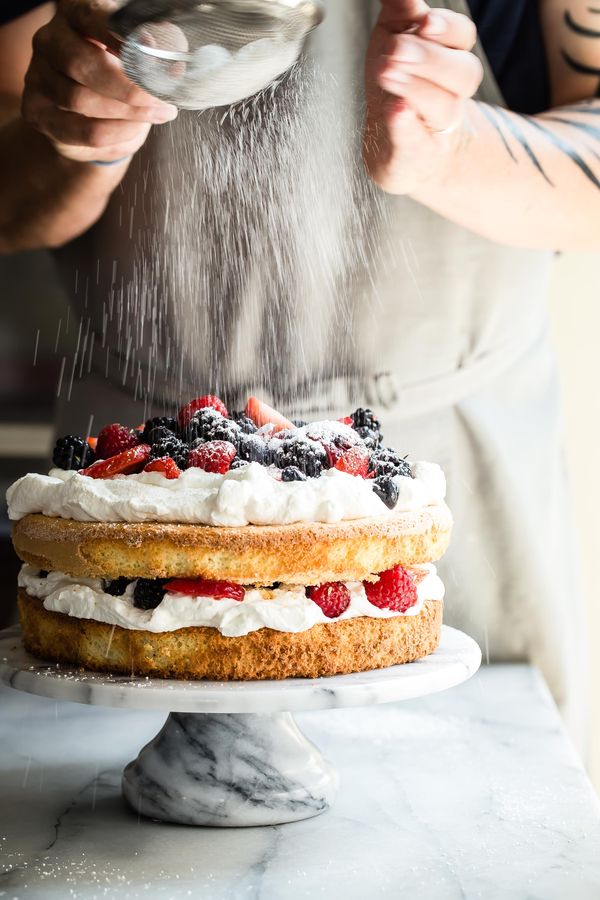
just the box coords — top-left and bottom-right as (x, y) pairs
(0, 625), (481, 712)
(2, 667), (600, 898)
(122, 712), (339, 826)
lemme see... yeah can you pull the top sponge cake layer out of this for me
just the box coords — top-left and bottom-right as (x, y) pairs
(12, 504), (452, 584)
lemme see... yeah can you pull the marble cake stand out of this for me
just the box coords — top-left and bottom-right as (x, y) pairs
(0, 625), (480, 828)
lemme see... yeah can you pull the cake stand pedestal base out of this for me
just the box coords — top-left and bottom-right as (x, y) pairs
(122, 711), (338, 826)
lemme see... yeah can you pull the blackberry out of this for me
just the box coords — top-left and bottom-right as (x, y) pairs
(293, 419), (308, 428)
(350, 409), (383, 445)
(281, 466), (307, 482)
(104, 577), (130, 597)
(369, 447), (412, 480)
(52, 435), (95, 470)
(39, 570), (48, 579)
(274, 438), (327, 478)
(354, 426), (380, 450)
(232, 412), (258, 435)
(373, 476), (400, 510)
(149, 436), (189, 469)
(237, 434), (269, 465)
(143, 420), (179, 445)
(187, 409), (241, 445)
(133, 578), (167, 611)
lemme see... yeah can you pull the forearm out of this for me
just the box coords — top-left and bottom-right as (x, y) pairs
(0, 116), (129, 253)
(411, 99), (600, 251)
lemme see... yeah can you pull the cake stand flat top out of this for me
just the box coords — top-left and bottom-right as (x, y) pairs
(0, 625), (481, 713)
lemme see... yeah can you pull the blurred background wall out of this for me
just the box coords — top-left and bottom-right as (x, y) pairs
(1, 248), (599, 787)
(549, 252), (600, 790)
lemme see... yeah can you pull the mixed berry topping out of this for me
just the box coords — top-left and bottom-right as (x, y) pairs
(51, 395), (416, 510)
(96, 566), (421, 618)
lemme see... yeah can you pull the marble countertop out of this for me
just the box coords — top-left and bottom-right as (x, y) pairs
(2, 665), (600, 899)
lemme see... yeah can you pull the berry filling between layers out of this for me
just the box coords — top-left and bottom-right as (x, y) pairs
(18, 564), (445, 638)
(7, 396), (447, 527)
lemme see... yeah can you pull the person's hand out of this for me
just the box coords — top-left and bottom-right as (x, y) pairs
(364, 0), (483, 195)
(21, 0), (178, 164)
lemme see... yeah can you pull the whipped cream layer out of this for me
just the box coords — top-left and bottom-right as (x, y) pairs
(7, 460), (446, 527)
(19, 565), (445, 638)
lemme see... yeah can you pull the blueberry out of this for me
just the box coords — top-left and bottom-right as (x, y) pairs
(282, 466), (307, 482)
(373, 476), (400, 510)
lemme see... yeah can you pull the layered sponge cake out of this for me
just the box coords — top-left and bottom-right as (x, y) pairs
(7, 397), (452, 680)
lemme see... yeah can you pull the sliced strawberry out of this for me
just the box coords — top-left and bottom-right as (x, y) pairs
(178, 395), (229, 428)
(144, 457), (182, 480)
(244, 397), (294, 433)
(187, 440), (237, 474)
(334, 445), (370, 478)
(81, 444), (151, 479)
(165, 578), (245, 602)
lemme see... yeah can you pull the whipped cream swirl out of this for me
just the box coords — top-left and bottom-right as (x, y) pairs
(7, 460), (446, 527)
(19, 565), (445, 638)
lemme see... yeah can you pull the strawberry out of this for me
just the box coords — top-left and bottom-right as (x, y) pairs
(244, 397), (294, 433)
(334, 445), (370, 478)
(81, 444), (151, 479)
(364, 565), (418, 613)
(187, 440), (237, 474)
(165, 578), (245, 602)
(307, 583), (351, 619)
(338, 416), (354, 426)
(178, 395), (228, 428)
(96, 424), (140, 460)
(144, 457), (182, 480)
(87, 437), (98, 451)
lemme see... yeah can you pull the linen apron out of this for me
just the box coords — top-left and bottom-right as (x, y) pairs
(53, 0), (587, 746)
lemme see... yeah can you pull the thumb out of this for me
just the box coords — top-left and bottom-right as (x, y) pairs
(380, 0), (430, 30)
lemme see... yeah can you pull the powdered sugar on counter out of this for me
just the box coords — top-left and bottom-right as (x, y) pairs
(6, 461), (447, 527)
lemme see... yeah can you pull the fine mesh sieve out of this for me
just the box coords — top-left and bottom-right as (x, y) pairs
(110, 0), (325, 109)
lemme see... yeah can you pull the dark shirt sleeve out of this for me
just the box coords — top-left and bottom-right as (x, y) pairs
(0, 2), (48, 26)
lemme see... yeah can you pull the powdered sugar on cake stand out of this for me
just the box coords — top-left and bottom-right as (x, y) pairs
(0, 625), (480, 827)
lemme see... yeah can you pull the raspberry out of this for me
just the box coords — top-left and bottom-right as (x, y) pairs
(187, 440), (237, 474)
(165, 578), (245, 602)
(133, 578), (167, 610)
(307, 583), (351, 619)
(178, 395), (229, 428)
(81, 444), (151, 479)
(144, 457), (182, 479)
(96, 424), (140, 460)
(334, 445), (370, 478)
(364, 565), (418, 613)
(52, 435), (95, 470)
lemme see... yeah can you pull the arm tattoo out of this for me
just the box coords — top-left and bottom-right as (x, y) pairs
(562, 6), (600, 95)
(478, 102), (600, 189)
